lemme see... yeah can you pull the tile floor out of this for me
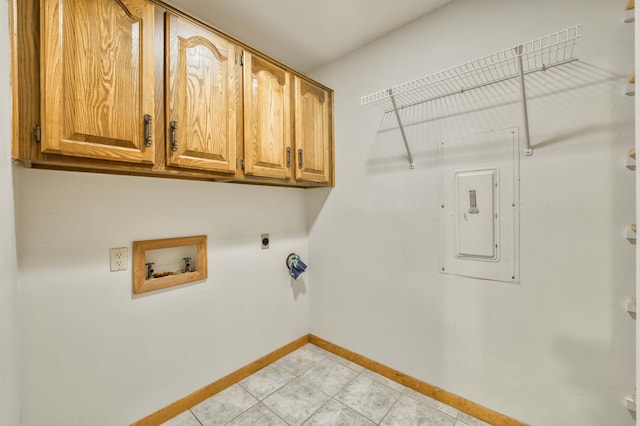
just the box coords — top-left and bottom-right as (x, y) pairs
(161, 344), (491, 426)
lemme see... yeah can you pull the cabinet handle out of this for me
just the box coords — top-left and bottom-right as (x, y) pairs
(170, 120), (178, 152)
(286, 147), (291, 168)
(143, 114), (152, 147)
(298, 149), (303, 169)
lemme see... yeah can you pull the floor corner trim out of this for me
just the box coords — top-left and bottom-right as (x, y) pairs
(130, 334), (310, 426)
(308, 334), (527, 426)
(132, 333), (527, 426)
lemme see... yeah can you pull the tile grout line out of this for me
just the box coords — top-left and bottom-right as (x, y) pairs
(308, 335), (526, 425)
(340, 357), (461, 424)
(334, 367), (399, 424)
(377, 394), (404, 425)
(218, 399), (258, 426)
(248, 347), (329, 425)
(294, 345), (368, 425)
(188, 408), (204, 426)
(319, 346), (463, 425)
(293, 350), (334, 425)
(262, 401), (291, 426)
(297, 395), (331, 425)
(296, 347), (359, 425)
(170, 343), (492, 426)
(401, 387), (460, 419)
(235, 369), (295, 424)
(146, 337), (521, 425)
(314, 345), (405, 425)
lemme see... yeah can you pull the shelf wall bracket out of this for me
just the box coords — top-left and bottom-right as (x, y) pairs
(515, 45), (534, 156)
(388, 88), (415, 169)
(362, 26), (581, 165)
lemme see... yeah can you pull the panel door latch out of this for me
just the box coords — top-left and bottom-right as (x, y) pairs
(468, 189), (479, 214)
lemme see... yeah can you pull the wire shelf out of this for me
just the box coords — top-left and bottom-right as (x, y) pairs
(361, 25), (582, 112)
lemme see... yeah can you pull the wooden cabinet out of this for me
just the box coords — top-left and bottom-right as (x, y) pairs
(166, 13), (241, 173)
(40, 0), (156, 164)
(294, 77), (332, 184)
(13, 0), (333, 187)
(244, 57), (333, 185)
(243, 52), (293, 180)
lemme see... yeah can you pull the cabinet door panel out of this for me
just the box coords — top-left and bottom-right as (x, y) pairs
(41, 0), (155, 163)
(244, 53), (292, 179)
(166, 13), (239, 173)
(294, 77), (331, 184)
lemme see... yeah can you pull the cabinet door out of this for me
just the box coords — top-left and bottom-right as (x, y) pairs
(294, 77), (332, 184)
(243, 53), (292, 179)
(166, 13), (240, 173)
(41, 0), (155, 164)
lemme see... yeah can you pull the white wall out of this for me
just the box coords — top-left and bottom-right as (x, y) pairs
(308, 1), (635, 425)
(0, 0), (21, 424)
(11, 0), (637, 425)
(636, 8), (640, 426)
(15, 169), (310, 425)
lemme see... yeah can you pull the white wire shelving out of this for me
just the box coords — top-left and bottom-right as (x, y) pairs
(361, 25), (582, 168)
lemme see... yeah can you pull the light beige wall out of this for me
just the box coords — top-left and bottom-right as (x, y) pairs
(16, 171), (310, 424)
(309, 1), (635, 425)
(0, 0), (20, 424)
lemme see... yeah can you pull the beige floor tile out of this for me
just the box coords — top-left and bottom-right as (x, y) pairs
(190, 384), (257, 426)
(335, 374), (401, 423)
(159, 410), (201, 426)
(380, 394), (456, 426)
(300, 358), (358, 395)
(263, 378), (331, 425)
(226, 403), (287, 426)
(303, 399), (375, 425)
(239, 363), (295, 400)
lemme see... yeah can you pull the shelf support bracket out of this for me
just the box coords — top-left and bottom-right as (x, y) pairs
(388, 88), (415, 169)
(515, 45), (533, 156)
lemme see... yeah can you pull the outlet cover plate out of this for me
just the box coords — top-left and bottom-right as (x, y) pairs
(110, 247), (128, 272)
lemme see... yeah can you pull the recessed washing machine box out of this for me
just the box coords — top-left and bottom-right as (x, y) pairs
(455, 169), (498, 260)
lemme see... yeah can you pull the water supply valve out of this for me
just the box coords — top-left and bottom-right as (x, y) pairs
(145, 262), (155, 280)
(286, 253), (307, 280)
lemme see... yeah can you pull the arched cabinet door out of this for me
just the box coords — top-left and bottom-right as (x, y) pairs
(165, 13), (241, 173)
(294, 76), (332, 184)
(243, 52), (293, 180)
(41, 0), (156, 164)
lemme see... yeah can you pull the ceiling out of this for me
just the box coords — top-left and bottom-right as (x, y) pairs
(165, 0), (452, 73)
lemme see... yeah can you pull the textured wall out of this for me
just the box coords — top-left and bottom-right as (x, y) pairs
(16, 169), (310, 425)
(308, 1), (635, 424)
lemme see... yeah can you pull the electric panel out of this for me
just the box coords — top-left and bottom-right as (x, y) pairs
(438, 128), (519, 283)
(455, 169), (498, 260)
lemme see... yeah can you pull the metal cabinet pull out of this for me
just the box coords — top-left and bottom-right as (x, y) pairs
(33, 125), (41, 143)
(143, 114), (152, 147)
(286, 147), (291, 168)
(170, 120), (178, 152)
(298, 149), (303, 169)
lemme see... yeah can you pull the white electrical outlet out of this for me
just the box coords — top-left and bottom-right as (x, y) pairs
(109, 247), (128, 272)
